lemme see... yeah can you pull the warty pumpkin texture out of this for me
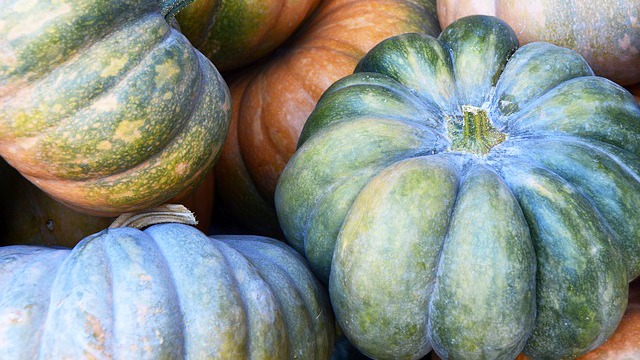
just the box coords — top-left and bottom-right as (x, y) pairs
(176, 0), (320, 71)
(214, 0), (441, 235)
(436, 0), (640, 86)
(0, 0), (231, 216)
(275, 15), (640, 359)
(0, 209), (335, 359)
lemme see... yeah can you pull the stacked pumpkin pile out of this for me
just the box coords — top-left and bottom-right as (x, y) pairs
(1, 0), (639, 359)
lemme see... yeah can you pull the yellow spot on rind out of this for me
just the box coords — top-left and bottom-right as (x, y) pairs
(100, 57), (129, 78)
(114, 120), (145, 143)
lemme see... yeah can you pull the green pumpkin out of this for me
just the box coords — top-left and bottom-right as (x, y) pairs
(0, 0), (230, 216)
(176, 0), (320, 71)
(275, 15), (640, 359)
(0, 208), (334, 358)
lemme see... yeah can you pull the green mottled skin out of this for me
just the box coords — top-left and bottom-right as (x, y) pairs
(176, 0), (318, 71)
(0, 225), (335, 358)
(275, 15), (640, 359)
(0, 0), (231, 216)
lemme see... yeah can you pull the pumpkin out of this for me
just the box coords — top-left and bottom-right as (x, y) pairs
(0, 206), (335, 358)
(0, 159), (215, 248)
(0, 0), (231, 216)
(176, 0), (320, 71)
(215, 0), (441, 234)
(436, 0), (640, 86)
(275, 15), (640, 359)
(577, 278), (640, 359)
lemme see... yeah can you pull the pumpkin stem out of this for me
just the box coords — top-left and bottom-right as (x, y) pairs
(109, 204), (198, 229)
(161, 0), (196, 18)
(447, 105), (506, 155)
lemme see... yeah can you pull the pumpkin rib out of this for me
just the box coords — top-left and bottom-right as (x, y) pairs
(245, 249), (317, 357)
(509, 136), (640, 279)
(17, 54), (203, 181)
(0, 12), (162, 107)
(427, 161), (535, 359)
(0, 4), (157, 96)
(3, 29), (177, 158)
(223, 238), (324, 358)
(214, 240), (286, 358)
(142, 230), (188, 354)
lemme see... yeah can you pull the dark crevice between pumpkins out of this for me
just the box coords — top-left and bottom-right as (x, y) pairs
(109, 204), (197, 229)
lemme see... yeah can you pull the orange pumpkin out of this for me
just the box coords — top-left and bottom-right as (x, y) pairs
(215, 0), (441, 234)
(437, 0), (640, 86)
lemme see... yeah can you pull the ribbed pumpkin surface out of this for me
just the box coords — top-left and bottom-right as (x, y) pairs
(0, 224), (335, 358)
(0, 0), (231, 216)
(215, 0), (440, 234)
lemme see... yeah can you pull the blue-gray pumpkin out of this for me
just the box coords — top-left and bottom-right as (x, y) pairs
(275, 15), (640, 359)
(0, 208), (334, 358)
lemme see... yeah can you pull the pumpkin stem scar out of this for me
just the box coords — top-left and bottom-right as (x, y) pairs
(109, 204), (197, 229)
(161, 0), (197, 18)
(446, 105), (507, 155)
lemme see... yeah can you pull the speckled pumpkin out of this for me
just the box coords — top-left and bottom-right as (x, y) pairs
(0, 0), (231, 216)
(176, 0), (320, 71)
(437, 0), (640, 86)
(0, 215), (334, 358)
(215, 0), (440, 235)
(276, 15), (640, 359)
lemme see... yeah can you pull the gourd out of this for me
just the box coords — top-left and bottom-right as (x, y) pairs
(577, 279), (640, 359)
(275, 15), (640, 359)
(436, 0), (640, 86)
(176, 0), (320, 71)
(215, 0), (440, 234)
(0, 0), (231, 216)
(0, 206), (335, 358)
(0, 159), (214, 247)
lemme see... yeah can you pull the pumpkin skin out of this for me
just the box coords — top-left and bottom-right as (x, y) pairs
(215, 0), (440, 234)
(577, 279), (640, 359)
(0, 224), (335, 358)
(436, 0), (640, 86)
(176, 0), (320, 71)
(0, 0), (231, 216)
(0, 159), (215, 248)
(275, 15), (640, 359)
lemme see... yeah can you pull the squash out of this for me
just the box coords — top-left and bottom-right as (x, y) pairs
(0, 159), (215, 248)
(436, 0), (640, 86)
(215, 0), (440, 234)
(275, 15), (640, 359)
(577, 279), (640, 359)
(0, 0), (231, 216)
(0, 206), (334, 358)
(176, 0), (320, 71)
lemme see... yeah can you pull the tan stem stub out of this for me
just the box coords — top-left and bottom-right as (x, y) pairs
(109, 204), (198, 229)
